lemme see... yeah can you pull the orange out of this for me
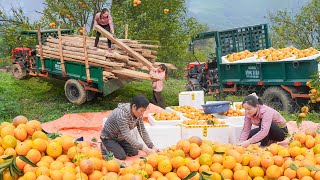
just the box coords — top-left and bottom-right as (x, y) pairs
(158, 159), (172, 175)
(32, 131), (48, 141)
(2, 135), (17, 149)
(210, 162), (223, 173)
(26, 149), (42, 163)
(1, 126), (15, 138)
(50, 170), (63, 180)
(12, 115), (28, 127)
(87, 149), (103, 159)
(212, 154), (223, 164)
(56, 154), (70, 163)
(35, 175), (51, 180)
(283, 168), (296, 179)
(23, 171), (36, 180)
(233, 170), (248, 180)
(15, 142), (31, 156)
(221, 169), (233, 179)
(186, 160), (200, 172)
(88, 170), (103, 180)
(46, 141), (62, 158)
(172, 149), (185, 158)
(266, 165), (282, 179)
(75, 172), (88, 180)
(40, 156), (54, 164)
(4, 147), (16, 156)
(26, 120), (42, 135)
(150, 171), (163, 179)
(16, 156), (27, 170)
(199, 153), (213, 166)
(23, 164), (38, 174)
(260, 155), (274, 169)
(61, 135), (75, 151)
(176, 165), (190, 179)
(106, 159), (120, 173)
(89, 157), (103, 171)
(223, 156), (236, 169)
(249, 156), (261, 167)
(189, 136), (202, 146)
(297, 167), (311, 179)
(198, 165), (210, 172)
(36, 166), (50, 177)
(170, 156), (185, 169)
(14, 127), (28, 141)
(49, 160), (64, 171)
(273, 155), (284, 166)
(32, 138), (47, 152)
(189, 146), (201, 159)
(249, 166), (264, 178)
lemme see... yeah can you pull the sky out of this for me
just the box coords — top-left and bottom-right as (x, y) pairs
(0, 0), (309, 30)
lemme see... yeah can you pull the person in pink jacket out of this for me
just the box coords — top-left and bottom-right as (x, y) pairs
(238, 93), (288, 147)
(94, 8), (115, 52)
(149, 64), (168, 108)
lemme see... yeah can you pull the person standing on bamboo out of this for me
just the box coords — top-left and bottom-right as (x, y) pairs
(94, 8), (114, 52)
(150, 64), (168, 108)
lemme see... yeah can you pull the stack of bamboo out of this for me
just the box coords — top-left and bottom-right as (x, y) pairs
(36, 26), (176, 82)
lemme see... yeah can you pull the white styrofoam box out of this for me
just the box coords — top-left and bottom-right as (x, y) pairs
(222, 116), (245, 126)
(179, 124), (229, 144)
(137, 125), (181, 149)
(148, 113), (184, 126)
(228, 121), (259, 145)
(165, 107), (184, 116)
(179, 91), (204, 109)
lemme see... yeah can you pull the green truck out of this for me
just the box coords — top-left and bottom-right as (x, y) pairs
(11, 29), (128, 105)
(186, 24), (319, 112)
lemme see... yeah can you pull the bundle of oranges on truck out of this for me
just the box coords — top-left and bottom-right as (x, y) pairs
(225, 50), (255, 62)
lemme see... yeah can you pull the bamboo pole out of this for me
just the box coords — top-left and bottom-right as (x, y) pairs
(125, 24), (128, 39)
(37, 24), (45, 72)
(58, 26), (66, 77)
(82, 27), (91, 82)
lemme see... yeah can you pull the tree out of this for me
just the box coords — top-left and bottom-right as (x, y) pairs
(111, 0), (208, 77)
(268, 0), (320, 49)
(0, 4), (37, 57)
(41, 0), (110, 32)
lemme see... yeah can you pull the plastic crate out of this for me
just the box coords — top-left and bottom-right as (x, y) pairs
(201, 101), (231, 114)
(179, 124), (229, 143)
(147, 113), (186, 126)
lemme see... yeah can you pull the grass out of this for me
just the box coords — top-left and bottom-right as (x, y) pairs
(0, 71), (318, 123)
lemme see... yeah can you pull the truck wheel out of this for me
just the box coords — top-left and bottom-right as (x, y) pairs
(64, 79), (87, 105)
(12, 64), (27, 80)
(262, 86), (296, 112)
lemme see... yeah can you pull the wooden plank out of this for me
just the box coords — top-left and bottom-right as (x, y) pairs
(95, 25), (153, 70)
(111, 69), (151, 80)
(58, 26), (67, 77)
(154, 62), (178, 70)
(37, 24), (45, 71)
(125, 24), (128, 39)
(82, 27), (91, 82)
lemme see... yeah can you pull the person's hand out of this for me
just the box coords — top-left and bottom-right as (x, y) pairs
(152, 146), (160, 152)
(238, 140), (251, 147)
(142, 146), (155, 154)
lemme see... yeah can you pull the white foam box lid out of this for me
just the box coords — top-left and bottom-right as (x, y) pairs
(178, 91), (204, 109)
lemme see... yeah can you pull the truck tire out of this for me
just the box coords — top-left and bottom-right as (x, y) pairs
(64, 79), (87, 105)
(12, 64), (27, 80)
(262, 86), (296, 112)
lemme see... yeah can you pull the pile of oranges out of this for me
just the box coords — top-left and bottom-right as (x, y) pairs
(152, 112), (180, 121)
(0, 115), (120, 180)
(2, 115), (320, 180)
